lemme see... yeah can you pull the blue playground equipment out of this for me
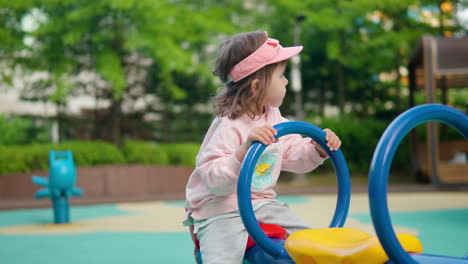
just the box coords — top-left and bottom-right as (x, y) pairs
(369, 104), (468, 264)
(237, 120), (351, 263)
(235, 104), (468, 264)
(32, 150), (83, 224)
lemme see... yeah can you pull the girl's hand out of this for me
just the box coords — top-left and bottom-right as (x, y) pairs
(311, 128), (341, 158)
(246, 125), (278, 146)
(235, 125), (277, 162)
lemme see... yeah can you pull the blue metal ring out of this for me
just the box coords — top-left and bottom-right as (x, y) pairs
(237, 121), (351, 259)
(369, 104), (468, 264)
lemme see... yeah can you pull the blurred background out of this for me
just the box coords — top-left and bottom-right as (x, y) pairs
(0, 0), (467, 184)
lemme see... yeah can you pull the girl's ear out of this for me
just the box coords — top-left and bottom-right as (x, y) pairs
(250, 79), (260, 96)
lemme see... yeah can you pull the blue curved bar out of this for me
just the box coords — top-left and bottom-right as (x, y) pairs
(369, 104), (468, 264)
(238, 121), (351, 259)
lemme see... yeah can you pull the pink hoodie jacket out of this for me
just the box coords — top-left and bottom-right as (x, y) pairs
(185, 107), (326, 220)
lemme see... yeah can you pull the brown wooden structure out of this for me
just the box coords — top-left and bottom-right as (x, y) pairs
(408, 35), (468, 187)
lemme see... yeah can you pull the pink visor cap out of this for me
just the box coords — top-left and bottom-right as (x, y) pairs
(228, 36), (303, 83)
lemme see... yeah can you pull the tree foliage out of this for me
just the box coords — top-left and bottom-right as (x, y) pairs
(0, 0), (465, 144)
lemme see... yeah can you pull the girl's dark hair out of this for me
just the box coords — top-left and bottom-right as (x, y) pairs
(213, 31), (287, 119)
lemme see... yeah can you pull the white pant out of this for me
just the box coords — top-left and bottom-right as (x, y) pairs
(196, 203), (310, 264)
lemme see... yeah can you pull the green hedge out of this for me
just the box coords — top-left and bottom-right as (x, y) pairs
(0, 140), (199, 175)
(159, 143), (200, 167)
(121, 141), (200, 167)
(57, 141), (127, 165)
(122, 141), (169, 165)
(2, 114), (428, 176)
(0, 141), (126, 175)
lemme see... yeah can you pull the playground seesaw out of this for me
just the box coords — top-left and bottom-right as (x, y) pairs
(232, 104), (467, 264)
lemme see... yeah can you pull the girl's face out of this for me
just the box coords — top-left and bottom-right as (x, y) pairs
(263, 64), (288, 108)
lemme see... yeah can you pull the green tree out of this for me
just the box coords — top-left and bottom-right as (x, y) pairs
(265, 0), (458, 118)
(2, 0), (246, 145)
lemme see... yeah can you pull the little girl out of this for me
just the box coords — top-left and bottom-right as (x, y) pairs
(184, 30), (341, 263)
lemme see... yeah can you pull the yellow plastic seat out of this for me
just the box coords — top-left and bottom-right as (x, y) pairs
(284, 227), (423, 264)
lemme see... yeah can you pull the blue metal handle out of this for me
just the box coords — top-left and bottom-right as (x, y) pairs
(369, 104), (468, 264)
(238, 121), (351, 259)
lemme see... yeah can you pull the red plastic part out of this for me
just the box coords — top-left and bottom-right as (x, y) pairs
(190, 224), (201, 249)
(189, 220), (288, 251)
(246, 223), (288, 250)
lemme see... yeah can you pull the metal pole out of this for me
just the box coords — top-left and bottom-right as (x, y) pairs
(290, 15), (307, 183)
(291, 15), (305, 122)
(423, 36), (440, 187)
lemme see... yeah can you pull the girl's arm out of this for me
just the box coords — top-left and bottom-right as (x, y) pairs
(275, 108), (340, 173)
(281, 129), (341, 173)
(198, 124), (277, 196)
(280, 134), (327, 173)
(197, 129), (243, 196)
